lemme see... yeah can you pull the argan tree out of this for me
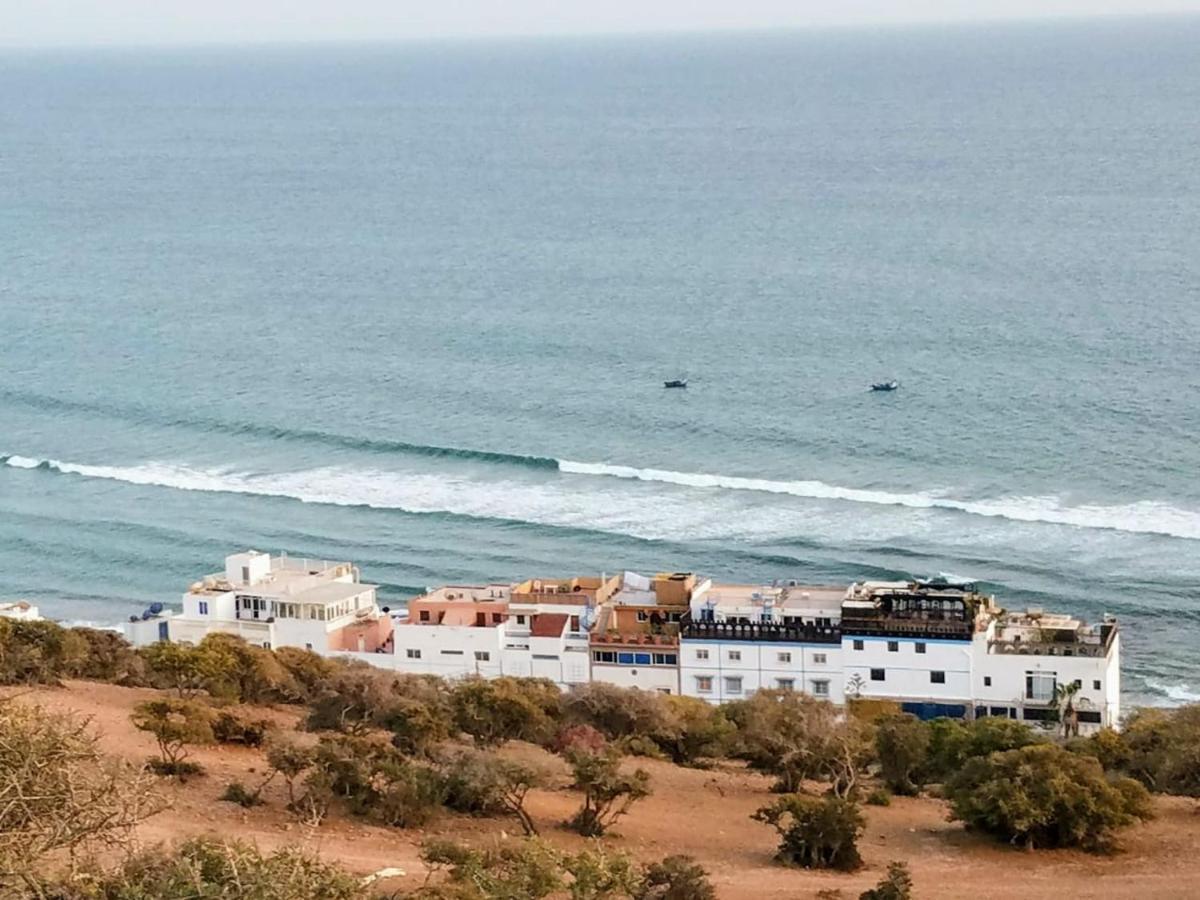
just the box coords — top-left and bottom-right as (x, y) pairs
(752, 793), (864, 871)
(874, 714), (930, 795)
(946, 743), (1153, 850)
(131, 697), (215, 778)
(565, 748), (651, 837)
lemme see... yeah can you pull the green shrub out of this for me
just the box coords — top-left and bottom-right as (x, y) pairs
(195, 633), (298, 704)
(752, 794), (864, 871)
(860, 861), (913, 900)
(734, 690), (872, 797)
(563, 682), (671, 743)
(65, 628), (146, 685)
(311, 734), (445, 828)
(0, 619), (80, 685)
(874, 714), (929, 795)
(450, 677), (558, 748)
(634, 855), (716, 900)
(50, 836), (368, 899)
(946, 743), (1153, 851)
(925, 716), (1041, 782)
(211, 709), (273, 747)
(274, 646), (339, 701)
(220, 780), (265, 808)
(130, 698), (214, 781)
(865, 788), (892, 807)
(565, 748), (651, 837)
(652, 696), (734, 766)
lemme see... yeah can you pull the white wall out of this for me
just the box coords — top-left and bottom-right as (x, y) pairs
(390, 624), (504, 679)
(974, 635), (1119, 729)
(680, 640), (843, 704)
(591, 660), (679, 693)
(842, 635), (973, 705)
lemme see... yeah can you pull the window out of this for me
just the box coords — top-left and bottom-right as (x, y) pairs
(593, 650), (616, 663)
(724, 676), (743, 695)
(241, 566), (251, 583)
(930, 671), (946, 684)
(812, 653), (827, 665)
(777, 651), (792, 663)
(617, 652), (635, 664)
(198, 601), (209, 615)
(728, 650), (741, 661)
(261, 642), (271, 649)
(305, 642), (313, 651)
(492, 613), (502, 624)
(695, 675), (713, 694)
(1093, 679), (1101, 690)
(440, 649), (463, 655)
(652, 653), (677, 665)
(915, 642), (926, 654)
(418, 610), (430, 622)
(1025, 672), (1056, 703)
(636, 611), (649, 622)
(532, 654), (559, 660)
(634, 652), (652, 665)
(695, 649), (709, 661)
(811, 680), (830, 697)
(870, 668), (885, 681)
(516, 615), (526, 625)
(776, 678), (795, 691)
(474, 651), (490, 661)
(984, 676), (992, 687)
(853, 639), (864, 650)
(657, 688), (672, 694)
(887, 641), (899, 652)
(406, 649), (421, 659)
(570, 616), (580, 632)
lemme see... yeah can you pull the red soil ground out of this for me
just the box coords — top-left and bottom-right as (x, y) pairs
(8, 681), (1199, 899)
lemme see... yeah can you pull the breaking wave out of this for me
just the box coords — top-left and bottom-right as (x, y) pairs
(5, 451), (1200, 541)
(1145, 680), (1200, 705)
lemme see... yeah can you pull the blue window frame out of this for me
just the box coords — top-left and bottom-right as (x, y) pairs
(634, 652), (652, 665)
(617, 652), (635, 664)
(198, 601), (209, 615)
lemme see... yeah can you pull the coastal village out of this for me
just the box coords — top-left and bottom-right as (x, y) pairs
(113, 549), (1121, 732)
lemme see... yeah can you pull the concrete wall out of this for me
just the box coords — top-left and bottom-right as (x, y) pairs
(680, 639), (844, 704)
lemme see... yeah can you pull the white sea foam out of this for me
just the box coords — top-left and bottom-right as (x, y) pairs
(558, 460), (1200, 540)
(6, 453), (1200, 541)
(1145, 680), (1200, 705)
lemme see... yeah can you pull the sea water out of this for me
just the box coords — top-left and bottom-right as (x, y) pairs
(2, 17), (1199, 705)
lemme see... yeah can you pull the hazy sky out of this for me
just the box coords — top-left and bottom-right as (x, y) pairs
(5, 0), (1200, 47)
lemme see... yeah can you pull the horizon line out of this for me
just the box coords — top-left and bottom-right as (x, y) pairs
(2, 8), (1198, 54)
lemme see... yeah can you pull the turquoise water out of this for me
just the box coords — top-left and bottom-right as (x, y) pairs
(2, 18), (1199, 705)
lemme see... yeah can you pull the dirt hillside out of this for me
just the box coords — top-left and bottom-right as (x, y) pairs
(9, 681), (1199, 899)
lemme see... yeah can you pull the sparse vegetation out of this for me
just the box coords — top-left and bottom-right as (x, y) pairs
(0, 700), (163, 894)
(130, 697), (215, 779)
(860, 862), (913, 900)
(874, 714), (929, 795)
(732, 690), (871, 797)
(752, 793), (864, 871)
(565, 748), (652, 837)
(945, 743), (1152, 851)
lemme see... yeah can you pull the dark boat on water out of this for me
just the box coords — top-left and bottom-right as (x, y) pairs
(664, 377), (688, 389)
(871, 380), (899, 392)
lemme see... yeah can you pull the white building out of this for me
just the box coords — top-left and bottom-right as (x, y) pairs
(679, 584), (844, 704)
(840, 581), (1120, 732)
(124, 551), (392, 654)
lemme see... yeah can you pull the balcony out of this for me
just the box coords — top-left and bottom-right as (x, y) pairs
(680, 615), (840, 645)
(591, 631), (679, 647)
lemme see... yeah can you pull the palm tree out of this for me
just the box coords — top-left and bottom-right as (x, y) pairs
(1054, 681), (1081, 739)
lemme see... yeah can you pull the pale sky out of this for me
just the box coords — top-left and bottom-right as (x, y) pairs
(4, 0), (1200, 48)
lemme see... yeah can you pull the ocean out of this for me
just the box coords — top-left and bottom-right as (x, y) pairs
(2, 17), (1198, 706)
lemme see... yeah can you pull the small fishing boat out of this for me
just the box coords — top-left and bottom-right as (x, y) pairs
(871, 380), (899, 392)
(664, 378), (688, 389)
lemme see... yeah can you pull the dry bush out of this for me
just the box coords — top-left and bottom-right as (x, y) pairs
(44, 836), (368, 899)
(130, 698), (214, 779)
(0, 699), (163, 893)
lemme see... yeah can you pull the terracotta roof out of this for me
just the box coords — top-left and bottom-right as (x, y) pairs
(530, 613), (569, 638)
